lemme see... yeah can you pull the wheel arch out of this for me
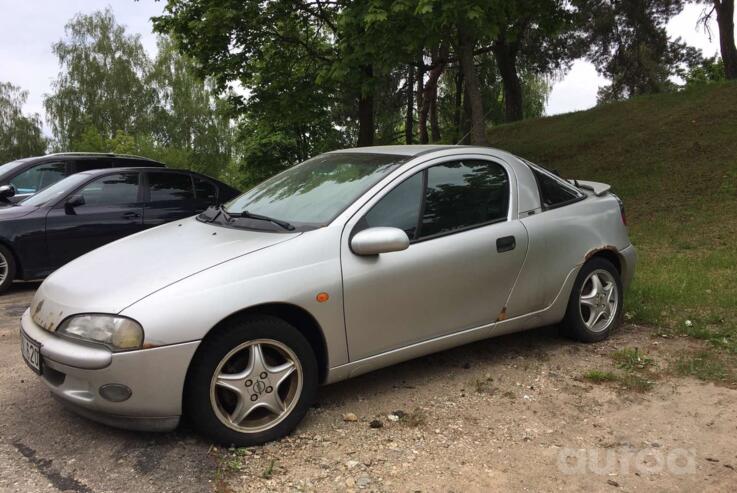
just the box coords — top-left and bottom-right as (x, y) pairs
(584, 247), (622, 275)
(0, 238), (21, 279)
(190, 302), (330, 385)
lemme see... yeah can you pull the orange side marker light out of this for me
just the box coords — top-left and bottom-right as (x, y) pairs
(316, 292), (330, 303)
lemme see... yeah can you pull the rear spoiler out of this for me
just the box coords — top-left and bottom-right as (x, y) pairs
(572, 180), (611, 196)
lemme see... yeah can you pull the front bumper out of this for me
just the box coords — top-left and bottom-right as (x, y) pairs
(20, 309), (200, 432)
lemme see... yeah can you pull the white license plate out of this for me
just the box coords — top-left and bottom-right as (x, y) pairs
(21, 331), (42, 374)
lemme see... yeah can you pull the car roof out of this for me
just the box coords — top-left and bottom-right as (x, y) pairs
(327, 144), (516, 159)
(77, 167), (192, 176)
(13, 153), (165, 166)
(327, 145), (458, 157)
(44, 152), (161, 160)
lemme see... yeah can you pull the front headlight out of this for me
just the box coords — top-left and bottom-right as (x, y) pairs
(56, 315), (144, 351)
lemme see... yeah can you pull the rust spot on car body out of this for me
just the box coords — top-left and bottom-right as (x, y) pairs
(496, 306), (508, 322)
(584, 245), (618, 262)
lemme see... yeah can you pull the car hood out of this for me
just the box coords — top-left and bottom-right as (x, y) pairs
(31, 217), (300, 330)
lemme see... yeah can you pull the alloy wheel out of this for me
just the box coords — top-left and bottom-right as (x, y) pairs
(0, 252), (8, 285)
(578, 269), (619, 333)
(209, 339), (303, 433)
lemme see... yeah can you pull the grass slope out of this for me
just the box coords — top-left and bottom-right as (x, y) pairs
(488, 82), (737, 354)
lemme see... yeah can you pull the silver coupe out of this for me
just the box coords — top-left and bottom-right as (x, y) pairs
(21, 145), (636, 445)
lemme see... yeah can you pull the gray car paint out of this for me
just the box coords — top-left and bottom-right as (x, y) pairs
(21, 145), (636, 430)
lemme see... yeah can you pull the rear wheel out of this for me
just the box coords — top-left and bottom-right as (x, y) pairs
(185, 315), (318, 446)
(0, 244), (16, 294)
(562, 258), (623, 342)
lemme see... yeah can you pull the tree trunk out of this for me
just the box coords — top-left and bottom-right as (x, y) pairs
(715, 0), (737, 79)
(419, 45), (449, 144)
(405, 64), (414, 144)
(493, 39), (524, 123)
(357, 65), (374, 146)
(430, 90), (440, 142)
(453, 69), (463, 143)
(416, 56), (426, 144)
(456, 26), (488, 145)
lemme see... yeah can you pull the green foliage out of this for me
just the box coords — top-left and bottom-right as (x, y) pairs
(44, 8), (154, 150)
(154, 0), (562, 168)
(573, 0), (702, 102)
(684, 56), (727, 87)
(43, 9), (235, 180)
(0, 82), (47, 162)
(147, 37), (234, 177)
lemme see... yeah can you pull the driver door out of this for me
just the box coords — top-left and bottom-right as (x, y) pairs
(44, 172), (145, 270)
(341, 157), (528, 361)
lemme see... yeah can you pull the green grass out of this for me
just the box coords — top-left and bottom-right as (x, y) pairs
(617, 373), (655, 392)
(673, 350), (731, 383)
(612, 347), (654, 371)
(489, 82), (737, 354)
(583, 348), (657, 392)
(583, 370), (618, 382)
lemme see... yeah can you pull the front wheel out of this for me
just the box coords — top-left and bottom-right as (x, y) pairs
(0, 244), (16, 294)
(185, 315), (318, 446)
(562, 258), (623, 342)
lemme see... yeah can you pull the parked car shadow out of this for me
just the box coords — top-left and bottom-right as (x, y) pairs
(315, 324), (569, 409)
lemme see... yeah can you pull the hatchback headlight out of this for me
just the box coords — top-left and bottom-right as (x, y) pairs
(56, 315), (144, 351)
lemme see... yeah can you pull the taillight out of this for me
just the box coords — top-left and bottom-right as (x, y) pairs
(615, 195), (627, 226)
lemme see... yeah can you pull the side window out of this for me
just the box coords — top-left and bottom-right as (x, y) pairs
(530, 167), (581, 209)
(356, 160), (509, 241)
(194, 177), (218, 203)
(77, 173), (139, 206)
(420, 160), (509, 238)
(148, 172), (194, 202)
(362, 173), (423, 239)
(10, 162), (66, 194)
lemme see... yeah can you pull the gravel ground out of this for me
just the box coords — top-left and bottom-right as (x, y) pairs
(1, 283), (735, 492)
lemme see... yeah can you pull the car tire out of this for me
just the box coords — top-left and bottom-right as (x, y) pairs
(0, 244), (16, 294)
(185, 314), (318, 446)
(562, 257), (623, 343)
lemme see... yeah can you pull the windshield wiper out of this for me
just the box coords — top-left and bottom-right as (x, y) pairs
(198, 204), (227, 223)
(228, 208), (295, 231)
(202, 204), (295, 231)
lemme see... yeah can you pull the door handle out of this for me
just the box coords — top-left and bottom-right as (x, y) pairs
(496, 235), (516, 253)
(122, 212), (141, 219)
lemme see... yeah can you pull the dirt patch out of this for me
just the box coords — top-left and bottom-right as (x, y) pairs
(217, 325), (737, 492)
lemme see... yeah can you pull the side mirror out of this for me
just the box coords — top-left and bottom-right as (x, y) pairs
(65, 194), (85, 213)
(0, 185), (16, 201)
(351, 227), (410, 256)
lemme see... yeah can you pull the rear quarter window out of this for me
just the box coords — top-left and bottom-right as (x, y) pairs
(529, 165), (583, 209)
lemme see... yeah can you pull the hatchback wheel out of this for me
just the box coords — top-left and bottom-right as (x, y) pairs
(562, 257), (623, 342)
(0, 244), (16, 293)
(185, 315), (318, 446)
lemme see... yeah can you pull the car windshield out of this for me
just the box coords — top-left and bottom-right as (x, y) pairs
(21, 173), (90, 207)
(224, 152), (407, 227)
